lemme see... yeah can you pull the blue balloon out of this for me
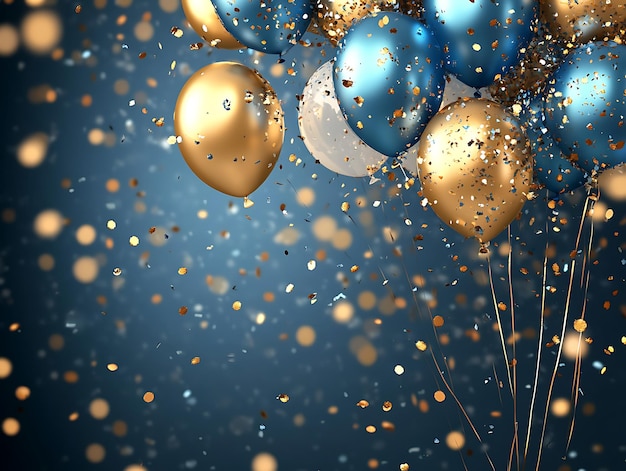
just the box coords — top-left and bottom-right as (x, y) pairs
(543, 41), (626, 174)
(521, 99), (587, 194)
(422, 0), (537, 89)
(333, 13), (446, 157)
(212, 0), (313, 55)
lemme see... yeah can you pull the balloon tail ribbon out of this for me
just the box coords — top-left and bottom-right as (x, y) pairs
(522, 217), (549, 468)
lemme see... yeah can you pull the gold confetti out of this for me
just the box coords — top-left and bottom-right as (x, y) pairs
(573, 318), (588, 333)
(356, 399), (369, 408)
(400, 464), (409, 471)
(365, 424), (377, 433)
(277, 394), (289, 403)
(341, 201), (350, 212)
(415, 340), (427, 351)
(106, 363), (118, 372)
(143, 391), (155, 403)
(178, 267), (188, 275)
(191, 356), (200, 365)
(232, 301), (242, 311)
(382, 401), (392, 412)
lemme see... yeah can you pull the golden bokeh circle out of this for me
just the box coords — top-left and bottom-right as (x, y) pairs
(17, 132), (48, 168)
(85, 443), (106, 463)
(89, 398), (110, 420)
(295, 325), (316, 347)
(0, 357), (13, 379)
(251, 452), (278, 471)
(2, 417), (20, 436)
(33, 209), (64, 239)
(21, 10), (62, 55)
(72, 256), (100, 284)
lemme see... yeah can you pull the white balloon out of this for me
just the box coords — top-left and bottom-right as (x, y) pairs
(298, 61), (387, 178)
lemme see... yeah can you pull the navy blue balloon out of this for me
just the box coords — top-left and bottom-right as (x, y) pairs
(212, 0), (313, 55)
(333, 13), (446, 157)
(543, 41), (626, 174)
(522, 99), (587, 194)
(423, 0), (537, 89)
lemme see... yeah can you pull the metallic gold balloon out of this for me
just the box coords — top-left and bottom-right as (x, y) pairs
(541, 0), (625, 43)
(173, 62), (284, 197)
(181, 0), (242, 49)
(417, 98), (533, 245)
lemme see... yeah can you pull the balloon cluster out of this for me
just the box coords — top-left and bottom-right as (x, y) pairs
(174, 0), (625, 247)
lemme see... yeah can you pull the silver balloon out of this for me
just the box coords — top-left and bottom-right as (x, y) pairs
(298, 61), (387, 178)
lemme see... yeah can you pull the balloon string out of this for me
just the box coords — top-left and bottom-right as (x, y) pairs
(565, 183), (597, 455)
(535, 257), (576, 471)
(522, 216), (549, 467)
(487, 256), (514, 397)
(429, 348), (497, 471)
(506, 225), (520, 471)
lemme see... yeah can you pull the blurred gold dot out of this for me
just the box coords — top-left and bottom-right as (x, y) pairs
(106, 363), (118, 372)
(15, 386), (30, 400)
(17, 132), (48, 168)
(143, 391), (155, 403)
(251, 452), (278, 471)
(33, 209), (63, 239)
(38, 253), (55, 271)
(76, 224), (97, 245)
(433, 315), (444, 327)
(445, 431), (465, 450)
(295, 325), (316, 347)
(273, 226), (300, 245)
(0, 357), (13, 378)
(25, 0), (46, 6)
(64, 370), (79, 383)
(21, 10), (62, 55)
(2, 417), (20, 436)
(2, 208), (16, 223)
(68, 411), (79, 421)
(550, 397), (571, 417)
(332, 228), (353, 251)
(124, 466), (148, 471)
(88, 128), (105, 145)
(365, 425), (377, 433)
(134, 21), (154, 41)
(113, 79), (130, 95)
(85, 443), (106, 463)
(296, 187), (315, 206)
(433, 390), (446, 402)
(332, 301), (354, 324)
(312, 216), (337, 241)
(355, 342), (377, 366)
(73, 256), (99, 284)
(206, 275), (229, 295)
(112, 420), (128, 437)
(159, 0), (179, 12)
(81, 94), (92, 107)
(197, 209), (208, 219)
(368, 458), (379, 469)
(357, 291), (376, 310)
(598, 165), (626, 201)
(328, 405), (338, 414)
(151, 293), (162, 304)
(89, 398), (110, 419)
(48, 333), (64, 350)
(0, 24), (19, 56)
(562, 332), (589, 360)
(106, 178), (120, 192)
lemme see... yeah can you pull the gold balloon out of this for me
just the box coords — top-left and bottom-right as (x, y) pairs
(417, 98), (532, 246)
(181, 0), (242, 49)
(174, 62), (284, 197)
(540, 0), (625, 43)
(312, 0), (416, 46)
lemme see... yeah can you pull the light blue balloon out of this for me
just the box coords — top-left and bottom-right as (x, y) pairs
(522, 99), (587, 194)
(333, 13), (446, 157)
(422, 0), (537, 89)
(212, 0), (313, 55)
(544, 41), (626, 174)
